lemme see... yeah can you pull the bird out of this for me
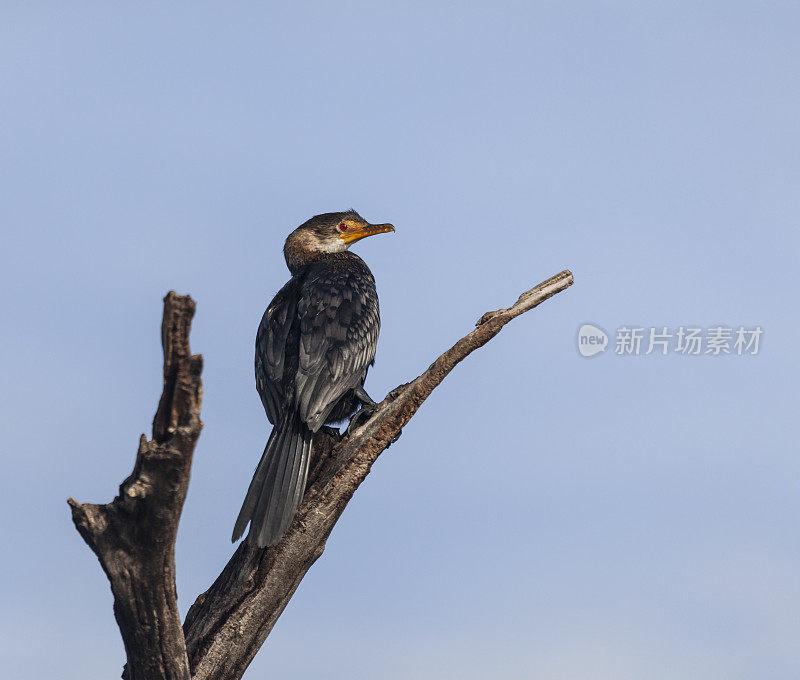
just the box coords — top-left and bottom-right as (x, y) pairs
(232, 210), (395, 548)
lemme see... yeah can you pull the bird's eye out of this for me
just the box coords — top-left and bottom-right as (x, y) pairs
(339, 223), (348, 232)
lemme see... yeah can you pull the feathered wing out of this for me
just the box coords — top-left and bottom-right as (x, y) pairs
(255, 278), (299, 425)
(294, 260), (380, 431)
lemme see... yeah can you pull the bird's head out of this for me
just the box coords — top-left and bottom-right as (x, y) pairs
(284, 210), (395, 270)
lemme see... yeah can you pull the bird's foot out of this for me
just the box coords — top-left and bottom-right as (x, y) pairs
(345, 405), (376, 437)
(319, 425), (343, 442)
(354, 385), (377, 409)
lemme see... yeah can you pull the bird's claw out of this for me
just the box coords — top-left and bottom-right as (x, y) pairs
(345, 405), (376, 437)
(319, 425), (343, 442)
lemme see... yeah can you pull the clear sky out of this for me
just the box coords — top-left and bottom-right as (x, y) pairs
(2, 2), (798, 679)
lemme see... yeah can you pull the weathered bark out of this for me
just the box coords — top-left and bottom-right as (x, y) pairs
(69, 270), (573, 680)
(68, 292), (203, 680)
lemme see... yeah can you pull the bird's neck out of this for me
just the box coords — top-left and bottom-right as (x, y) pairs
(284, 237), (356, 275)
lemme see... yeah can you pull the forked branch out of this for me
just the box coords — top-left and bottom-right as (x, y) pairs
(68, 270), (573, 680)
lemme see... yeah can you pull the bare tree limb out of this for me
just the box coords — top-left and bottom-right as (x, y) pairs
(68, 292), (203, 680)
(68, 271), (572, 680)
(182, 269), (574, 680)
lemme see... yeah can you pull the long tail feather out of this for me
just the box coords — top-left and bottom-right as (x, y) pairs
(232, 413), (313, 547)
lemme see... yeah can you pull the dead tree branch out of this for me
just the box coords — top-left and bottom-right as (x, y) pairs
(182, 269), (573, 680)
(69, 270), (572, 680)
(68, 292), (203, 680)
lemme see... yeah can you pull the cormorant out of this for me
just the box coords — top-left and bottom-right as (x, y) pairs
(232, 210), (394, 548)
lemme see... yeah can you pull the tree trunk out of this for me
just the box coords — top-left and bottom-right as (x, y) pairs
(69, 271), (573, 680)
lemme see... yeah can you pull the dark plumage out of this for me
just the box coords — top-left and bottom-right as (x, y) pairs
(232, 211), (394, 547)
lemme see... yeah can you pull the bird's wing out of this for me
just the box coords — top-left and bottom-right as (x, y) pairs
(255, 277), (300, 424)
(294, 262), (380, 431)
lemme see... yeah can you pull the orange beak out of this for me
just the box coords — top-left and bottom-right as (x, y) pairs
(338, 222), (395, 245)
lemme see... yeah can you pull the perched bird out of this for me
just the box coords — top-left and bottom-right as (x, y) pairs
(232, 210), (395, 548)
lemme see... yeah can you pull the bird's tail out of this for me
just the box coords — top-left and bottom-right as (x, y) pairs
(232, 412), (314, 548)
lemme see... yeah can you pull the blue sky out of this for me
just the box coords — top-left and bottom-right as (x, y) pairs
(1, 2), (799, 678)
